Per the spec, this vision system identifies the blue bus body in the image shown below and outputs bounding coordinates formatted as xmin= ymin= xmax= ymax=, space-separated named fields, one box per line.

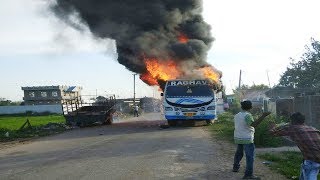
xmin=163 ymin=80 xmax=217 ymax=124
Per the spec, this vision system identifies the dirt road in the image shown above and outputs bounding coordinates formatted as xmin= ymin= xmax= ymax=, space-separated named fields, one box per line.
xmin=0 ymin=113 xmax=286 ymax=180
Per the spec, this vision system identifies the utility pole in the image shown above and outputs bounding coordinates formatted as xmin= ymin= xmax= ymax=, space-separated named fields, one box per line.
xmin=133 ymin=74 xmax=137 ymax=106
xmin=238 ymin=70 xmax=242 ymax=89
xmin=266 ymin=70 xmax=271 ymax=88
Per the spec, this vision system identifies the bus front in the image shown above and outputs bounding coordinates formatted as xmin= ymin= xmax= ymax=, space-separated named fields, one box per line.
xmin=163 ymin=80 xmax=216 ymax=126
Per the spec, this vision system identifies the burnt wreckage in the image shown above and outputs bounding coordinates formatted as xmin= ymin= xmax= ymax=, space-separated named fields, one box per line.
xmin=62 ymin=95 xmax=116 ymax=127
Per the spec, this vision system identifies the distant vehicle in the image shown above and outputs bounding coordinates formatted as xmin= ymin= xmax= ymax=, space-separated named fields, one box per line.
xmin=162 ymin=79 xmax=217 ymax=126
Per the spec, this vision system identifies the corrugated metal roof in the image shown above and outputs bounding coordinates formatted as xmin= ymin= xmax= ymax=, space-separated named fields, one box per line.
xmin=65 ymin=86 xmax=76 ymax=92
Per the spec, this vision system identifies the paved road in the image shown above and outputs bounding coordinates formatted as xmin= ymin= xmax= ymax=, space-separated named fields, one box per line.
xmin=0 ymin=113 xmax=285 ymax=180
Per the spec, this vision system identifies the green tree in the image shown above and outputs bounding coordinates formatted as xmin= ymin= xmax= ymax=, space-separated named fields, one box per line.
xmin=0 ymin=98 xmax=21 ymax=106
xmin=279 ymin=38 xmax=320 ymax=88
xmin=236 ymin=84 xmax=269 ymax=90
xmin=229 ymin=84 xmax=269 ymax=114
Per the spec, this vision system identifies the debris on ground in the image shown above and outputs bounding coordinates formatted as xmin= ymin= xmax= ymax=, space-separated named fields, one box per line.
xmin=42 ymin=123 xmax=72 ymax=131
xmin=262 ymin=161 xmax=272 ymax=165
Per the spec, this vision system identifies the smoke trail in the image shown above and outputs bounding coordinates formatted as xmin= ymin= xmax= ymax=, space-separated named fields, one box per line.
xmin=50 ymin=0 xmax=221 ymax=84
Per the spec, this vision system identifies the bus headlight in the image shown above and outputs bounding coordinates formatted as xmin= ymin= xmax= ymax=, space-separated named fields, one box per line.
xmin=207 ymin=106 xmax=215 ymax=110
xmin=165 ymin=107 xmax=173 ymax=111
xmin=200 ymin=107 xmax=206 ymax=111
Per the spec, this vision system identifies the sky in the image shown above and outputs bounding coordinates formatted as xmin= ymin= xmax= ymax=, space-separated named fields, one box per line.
xmin=1 ymin=0 xmax=320 ymax=101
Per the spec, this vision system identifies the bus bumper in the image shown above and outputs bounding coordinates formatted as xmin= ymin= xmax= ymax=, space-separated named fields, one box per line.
xmin=165 ymin=115 xmax=216 ymax=121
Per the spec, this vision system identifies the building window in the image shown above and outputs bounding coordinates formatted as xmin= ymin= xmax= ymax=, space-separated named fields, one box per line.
xmin=52 ymin=91 xmax=58 ymax=97
xmin=41 ymin=92 xmax=47 ymax=97
xmin=29 ymin=92 xmax=35 ymax=97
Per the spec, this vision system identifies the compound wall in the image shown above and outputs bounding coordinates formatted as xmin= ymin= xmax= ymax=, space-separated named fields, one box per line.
xmin=0 ymin=105 xmax=63 ymax=115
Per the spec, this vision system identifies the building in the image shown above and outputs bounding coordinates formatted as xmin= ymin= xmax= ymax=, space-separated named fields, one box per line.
xmin=21 ymin=86 xmax=82 ymax=105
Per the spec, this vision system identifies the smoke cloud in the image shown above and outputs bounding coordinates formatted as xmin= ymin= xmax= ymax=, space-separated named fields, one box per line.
xmin=50 ymin=0 xmax=221 ymax=84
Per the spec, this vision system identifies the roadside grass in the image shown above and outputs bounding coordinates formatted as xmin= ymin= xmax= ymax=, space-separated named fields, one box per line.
xmin=258 ymin=152 xmax=320 ymax=180
xmin=0 ymin=115 xmax=66 ymax=141
xmin=208 ymin=112 xmax=234 ymax=142
xmin=0 ymin=115 xmax=65 ymax=130
xmin=259 ymin=152 xmax=302 ymax=179
xmin=208 ymin=112 xmax=283 ymax=147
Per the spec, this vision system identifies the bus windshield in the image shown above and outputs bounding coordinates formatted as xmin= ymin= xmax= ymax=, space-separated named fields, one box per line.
xmin=166 ymin=85 xmax=214 ymax=97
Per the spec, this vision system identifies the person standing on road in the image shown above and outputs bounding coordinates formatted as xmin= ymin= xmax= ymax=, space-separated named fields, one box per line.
xmin=134 ymin=105 xmax=139 ymax=117
xmin=233 ymin=100 xmax=271 ymax=179
xmin=270 ymin=112 xmax=320 ymax=180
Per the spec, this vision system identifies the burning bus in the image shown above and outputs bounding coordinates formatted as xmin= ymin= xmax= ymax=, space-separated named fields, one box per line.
xmin=139 ymin=58 xmax=222 ymax=126
xmin=162 ymin=79 xmax=219 ymax=126
xmin=51 ymin=1 xmax=223 ymax=125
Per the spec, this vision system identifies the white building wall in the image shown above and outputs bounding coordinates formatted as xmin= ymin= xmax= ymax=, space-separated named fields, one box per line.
xmin=0 ymin=105 xmax=62 ymax=115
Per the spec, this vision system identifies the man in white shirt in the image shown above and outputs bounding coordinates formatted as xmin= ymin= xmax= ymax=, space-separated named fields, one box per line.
xmin=233 ymin=100 xmax=270 ymax=179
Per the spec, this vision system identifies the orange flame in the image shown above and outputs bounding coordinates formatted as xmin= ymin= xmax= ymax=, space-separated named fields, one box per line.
xmin=199 ymin=66 xmax=220 ymax=83
xmin=140 ymin=58 xmax=181 ymax=85
xmin=140 ymin=57 xmax=222 ymax=91
xmin=140 ymin=73 xmax=159 ymax=86
xmin=178 ymin=33 xmax=189 ymax=43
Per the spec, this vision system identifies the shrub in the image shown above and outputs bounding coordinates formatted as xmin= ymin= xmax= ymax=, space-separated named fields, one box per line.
xmin=211 ymin=112 xmax=286 ymax=147
xmin=229 ymin=102 xmax=241 ymax=114
xmin=217 ymin=111 xmax=234 ymax=122
xmin=254 ymin=114 xmax=284 ymax=147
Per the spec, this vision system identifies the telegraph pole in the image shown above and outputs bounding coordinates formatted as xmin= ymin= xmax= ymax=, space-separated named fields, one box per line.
xmin=238 ymin=70 xmax=242 ymax=89
xmin=266 ymin=70 xmax=271 ymax=88
xmin=133 ymin=74 xmax=137 ymax=106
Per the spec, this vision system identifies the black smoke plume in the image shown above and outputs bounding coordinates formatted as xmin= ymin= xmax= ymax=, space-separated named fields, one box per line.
xmin=50 ymin=0 xmax=220 ymax=83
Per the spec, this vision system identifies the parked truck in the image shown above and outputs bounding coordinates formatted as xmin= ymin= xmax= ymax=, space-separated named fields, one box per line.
xmin=62 ymin=95 xmax=116 ymax=127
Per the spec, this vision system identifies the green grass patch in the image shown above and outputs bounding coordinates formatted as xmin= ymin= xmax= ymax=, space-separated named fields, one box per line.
xmin=208 ymin=112 xmax=284 ymax=147
xmin=0 ymin=115 xmax=66 ymax=141
xmin=208 ymin=112 xmax=235 ymax=142
xmin=258 ymin=151 xmax=320 ymax=180
xmin=0 ymin=115 xmax=65 ymax=130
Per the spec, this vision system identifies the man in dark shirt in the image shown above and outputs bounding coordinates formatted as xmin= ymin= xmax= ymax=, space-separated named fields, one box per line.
xmin=270 ymin=112 xmax=320 ymax=180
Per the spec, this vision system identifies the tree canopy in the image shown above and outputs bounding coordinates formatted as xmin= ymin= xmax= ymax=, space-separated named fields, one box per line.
xmin=279 ymin=38 xmax=320 ymax=88
xmin=0 ymin=98 xmax=21 ymax=106
xmin=235 ymin=84 xmax=269 ymax=91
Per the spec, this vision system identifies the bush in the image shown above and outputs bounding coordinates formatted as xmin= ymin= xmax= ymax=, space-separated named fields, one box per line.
xmin=217 ymin=111 xmax=234 ymax=122
xmin=229 ymin=102 xmax=241 ymax=114
xmin=210 ymin=112 xmax=286 ymax=147
xmin=254 ymin=114 xmax=284 ymax=147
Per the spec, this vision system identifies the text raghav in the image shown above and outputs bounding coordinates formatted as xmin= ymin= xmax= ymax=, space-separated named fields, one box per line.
xmin=169 ymin=80 xmax=207 ymax=86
